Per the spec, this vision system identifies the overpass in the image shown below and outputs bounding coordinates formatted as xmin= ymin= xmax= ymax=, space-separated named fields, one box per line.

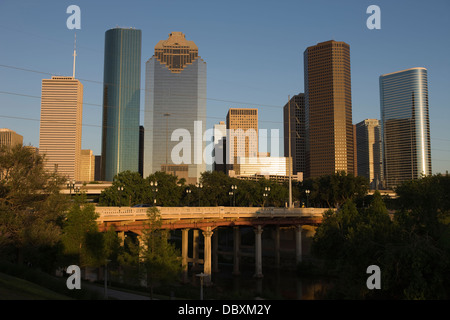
xmin=96 ymin=206 xmax=327 ymax=285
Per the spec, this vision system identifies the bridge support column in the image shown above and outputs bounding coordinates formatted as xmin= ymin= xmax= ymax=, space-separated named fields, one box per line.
xmin=233 ymin=227 xmax=240 ymax=276
xmin=181 ymin=228 xmax=189 ymax=283
xmin=212 ymin=229 xmax=219 ymax=273
xmin=254 ymin=225 xmax=263 ymax=278
xmin=274 ymin=225 xmax=280 ymax=268
xmin=202 ymin=227 xmax=213 ymax=286
xmin=193 ymin=229 xmax=200 ymax=269
xmin=295 ymin=225 xmax=302 ymax=264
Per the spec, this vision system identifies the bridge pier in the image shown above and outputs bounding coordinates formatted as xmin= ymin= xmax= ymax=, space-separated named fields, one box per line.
xmin=181 ymin=228 xmax=189 ymax=283
xmin=254 ymin=225 xmax=263 ymax=278
xmin=233 ymin=227 xmax=241 ymax=276
xmin=202 ymin=227 xmax=213 ymax=286
xmin=295 ymin=225 xmax=303 ymax=264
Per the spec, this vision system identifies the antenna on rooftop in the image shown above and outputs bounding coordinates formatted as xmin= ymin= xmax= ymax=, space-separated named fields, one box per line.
xmin=72 ymin=32 xmax=77 ymax=78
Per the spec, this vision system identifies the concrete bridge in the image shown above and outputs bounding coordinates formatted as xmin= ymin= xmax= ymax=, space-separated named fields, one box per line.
xmin=96 ymin=206 xmax=327 ymax=285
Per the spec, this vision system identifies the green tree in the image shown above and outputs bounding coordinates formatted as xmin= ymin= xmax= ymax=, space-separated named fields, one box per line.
xmin=0 ymin=144 xmax=69 ymax=265
xmin=140 ymin=207 xmax=181 ymax=299
xmin=61 ymin=193 xmax=104 ymax=267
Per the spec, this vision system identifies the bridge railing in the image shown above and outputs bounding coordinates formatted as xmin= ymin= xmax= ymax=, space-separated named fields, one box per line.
xmin=95 ymin=206 xmax=328 ymax=222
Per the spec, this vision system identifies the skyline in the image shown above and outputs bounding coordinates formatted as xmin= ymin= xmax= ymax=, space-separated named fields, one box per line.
xmin=0 ymin=0 xmax=449 ymax=174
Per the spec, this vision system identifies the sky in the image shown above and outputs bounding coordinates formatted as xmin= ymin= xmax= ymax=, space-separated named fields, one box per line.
xmin=0 ymin=0 xmax=449 ymax=174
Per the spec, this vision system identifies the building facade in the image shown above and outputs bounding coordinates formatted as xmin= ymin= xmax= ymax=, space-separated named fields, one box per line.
xmin=356 ymin=119 xmax=383 ymax=189
xmin=213 ymin=121 xmax=227 ymax=173
xmin=0 ymin=128 xmax=23 ymax=148
xmin=101 ymin=27 xmax=142 ymax=181
xmin=80 ymin=149 xmax=95 ymax=182
xmin=144 ymin=32 xmax=206 ymax=182
xmin=283 ymin=94 xmax=306 ymax=175
xmin=304 ymin=40 xmax=355 ymax=178
xmin=39 ymin=76 xmax=83 ymax=181
xmin=380 ymin=67 xmax=431 ymax=188
xmin=226 ymin=108 xmax=258 ymax=171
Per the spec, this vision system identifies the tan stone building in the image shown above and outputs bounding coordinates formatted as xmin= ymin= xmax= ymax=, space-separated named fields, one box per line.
xmin=0 ymin=128 xmax=23 ymax=148
xmin=226 ymin=108 xmax=258 ymax=171
xmin=80 ymin=149 xmax=95 ymax=182
xmin=39 ymin=76 xmax=83 ymax=181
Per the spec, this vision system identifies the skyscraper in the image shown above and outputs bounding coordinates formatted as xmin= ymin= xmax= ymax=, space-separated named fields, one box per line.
xmin=213 ymin=121 xmax=227 ymax=173
xmin=144 ymin=32 xmax=206 ymax=182
xmin=226 ymin=108 xmax=258 ymax=171
xmin=0 ymin=128 xmax=23 ymax=148
xmin=39 ymin=76 xmax=83 ymax=180
xmin=101 ymin=27 xmax=141 ymax=181
xmin=283 ymin=94 xmax=306 ymax=175
xmin=356 ymin=119 xmax=383 ymax=189
xmin=304 ymin=40 xmax=355 ymax=178
xmin=380 ymin=67 xmax=431 ymax=188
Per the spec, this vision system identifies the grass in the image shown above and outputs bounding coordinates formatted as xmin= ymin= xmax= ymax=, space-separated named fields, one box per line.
xmin=0 ymin=272 xmax=73 ymax=300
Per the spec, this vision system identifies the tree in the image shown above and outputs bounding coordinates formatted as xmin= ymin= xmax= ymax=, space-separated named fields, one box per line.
xmin=61 ymin=193 xmax=104 ymax=267
xmin=0 ymin=144 xmax=69 ymax=265
xmin=140 ymin=207 xmax=181 ymax=299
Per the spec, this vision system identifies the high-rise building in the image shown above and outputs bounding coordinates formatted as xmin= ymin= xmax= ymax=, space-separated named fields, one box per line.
xmin=213 ymin=121 xmax=227 ymax=173
xmin=283 ymin=94 xmax=306 ymax=175
xmin=144 ymin=32 xmax=206 ymax=182
xmin=304 ymin=40 xmax=355 ymax=178
xmin=80 ymin=149 xmax=95 ymax=182
xmin=356 ymin=119 xmax=383 ymax=189
xmin=39 ymin=76 xmax=83 ymax=180
xmin=226 ymin=108 xmax=258 ymax=171
xmin=380 ymin=67 xmax=431 ymax=188
xmin=101 ymin=27 xmax=141 ymax=181
xmin=0 ymin=128 xmax=23 ymax=148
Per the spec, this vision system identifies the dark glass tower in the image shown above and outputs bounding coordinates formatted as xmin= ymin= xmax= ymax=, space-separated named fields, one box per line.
xmin=101 ymin=28 xmax=141 ymax=181
xmin=380 ymin=67 xmax=431 ymax=188
xmin=304 ymin=40 xmax=355 ymax=178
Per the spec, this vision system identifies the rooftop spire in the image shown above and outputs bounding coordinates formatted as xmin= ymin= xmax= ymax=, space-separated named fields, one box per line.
xmin=72 ymin=32 xmax=77 ymax=78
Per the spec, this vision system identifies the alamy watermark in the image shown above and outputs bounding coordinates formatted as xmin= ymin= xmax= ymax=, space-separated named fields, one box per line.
xmin=366 ymin=5 xmax=381 ymax=30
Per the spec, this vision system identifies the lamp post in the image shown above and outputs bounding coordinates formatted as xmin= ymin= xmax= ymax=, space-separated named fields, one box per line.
xmin=229 ymin=191 xmax=234 ymax=207
xmin=196 ymin=183 xmax=203 ymax=206
xmin=305 ymin=189 xmax=310 ymax=208
xmin=231 ymin=185 xmax=237 ymax=207
xmin=150 ymin=181 xmax=158 ymax=206
xmin=104 ymin=259 xmax=111 ymax=299
xmin=196 ymin=272 xmax=206 ymax=300
xmin=66 ymin=179 xmax=76 ymax=195
xmin=117 ymin=186 xmax=123 ymax=207
xmin=186 ymin=188 xmax=191 ymax=206
xmin=263 ymin=186 xmax=270 ymax=208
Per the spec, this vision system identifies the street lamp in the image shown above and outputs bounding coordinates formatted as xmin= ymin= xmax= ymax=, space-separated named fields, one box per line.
xmin=66 ymin=179 xmax=76 ymax=195
xmin=263 ymin=186 xmax=270 ymax=207
xmin=117 ymin=186 xmax=123 ymax=207
xmin=196 ymin=183 xmax=203 ymax=206
xmin=196 ymin=272 xmax=206 ymax=300
xmin=231 ymin=185 xmax=237 ymax=207
xmin=186 ymin=188 xmax=191 ymax=206
xmin=150 ymin=181 xmax=158 ymax=206
xmin=305 ymin=189 xmax=310 ymax=208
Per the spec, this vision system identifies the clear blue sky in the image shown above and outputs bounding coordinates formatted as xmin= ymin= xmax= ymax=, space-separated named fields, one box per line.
xmin=1 ymin=0 xmax=449 ymax=173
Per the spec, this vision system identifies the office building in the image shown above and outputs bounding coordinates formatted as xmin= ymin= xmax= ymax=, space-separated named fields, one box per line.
xmin=144 ymin=32 xmax=206 ymax=182
xmin=380 ymin=67 xmax=431 ymax=188
xmin=0 ymin=128 xmax=23 ymax=148
xmin=213 ymin=121 xmax=227 ymax=173
xmin=283 ymin=94 xmax=306 ymax=175
xmin=304 ymin=40 xmax=355 ymax=178
xmin=226 ymin=108 xmax=258 ymax=171
xmin=39 ymin=76 xmax=83 ymax=180
xmin=356 ymin=119 xmax=382 ymax=189
xmin=101 ymin=27 xmax=142 ymax=181
xmin=80 ymin=149 xmax=95 ymax=182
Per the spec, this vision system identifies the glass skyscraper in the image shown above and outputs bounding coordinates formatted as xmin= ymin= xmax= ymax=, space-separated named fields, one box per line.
xmin=101 ymin=27 xmax=141 ymax=181
xmin=144 ymin=32 xmax=206 ymax=183
xmin=379 ymin=67 xmax=431 ymax=188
